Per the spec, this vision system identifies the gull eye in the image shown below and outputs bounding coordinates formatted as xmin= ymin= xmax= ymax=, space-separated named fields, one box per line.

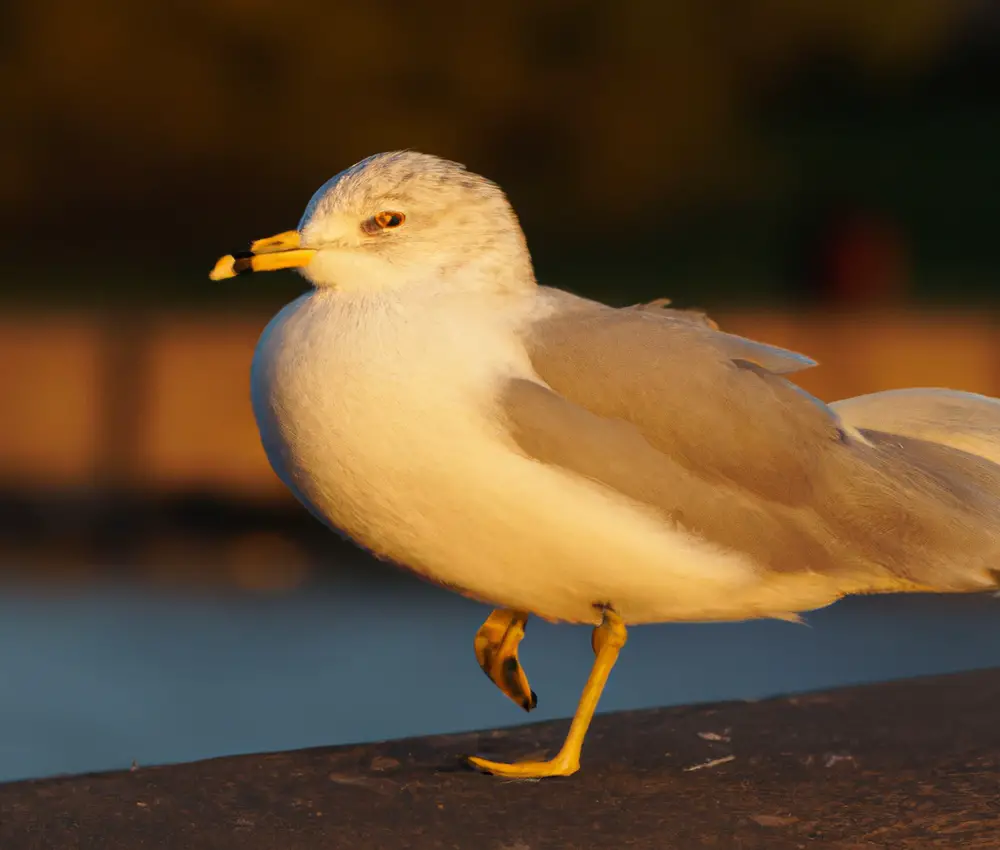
xmin=366 ymin=211 xmax=406 ymax=232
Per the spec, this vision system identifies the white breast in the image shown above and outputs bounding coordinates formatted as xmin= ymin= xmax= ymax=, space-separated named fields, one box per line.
xmin=250 ymin=289 xmax=795 ymax=625
xmin=250 ymin=288 xmax=540 ymax=568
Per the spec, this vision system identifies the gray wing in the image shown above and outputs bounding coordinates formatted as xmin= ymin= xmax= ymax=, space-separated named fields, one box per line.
xmin=506 ymin=290 xmax=1000 ymax=592
xmin=524 ymin=289 xmax=836 ymax=506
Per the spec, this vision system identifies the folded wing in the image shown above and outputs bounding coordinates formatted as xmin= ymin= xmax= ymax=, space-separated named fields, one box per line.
xmin=508 ymin=290 xmax=1000 ymax=593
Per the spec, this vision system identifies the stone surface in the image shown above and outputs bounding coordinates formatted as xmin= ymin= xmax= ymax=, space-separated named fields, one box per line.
xmin=2 ymin=669 xmax=998 ymax=849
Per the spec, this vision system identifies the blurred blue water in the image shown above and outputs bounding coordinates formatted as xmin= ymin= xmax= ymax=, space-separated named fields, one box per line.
xmin=0 ymin=574 xmax=997 ymax=783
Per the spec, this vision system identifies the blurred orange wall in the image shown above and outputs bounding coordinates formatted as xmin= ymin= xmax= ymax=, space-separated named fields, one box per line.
xmin=1 ymin=310 xmax=998 ymax=500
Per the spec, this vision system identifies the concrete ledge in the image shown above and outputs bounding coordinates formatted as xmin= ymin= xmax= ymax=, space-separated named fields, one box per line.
xmin=2 ymin=669 xmax=998 ymax=849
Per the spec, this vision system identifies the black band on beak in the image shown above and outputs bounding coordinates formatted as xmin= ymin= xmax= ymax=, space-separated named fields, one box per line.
xmin=232 ymin=252 xmax=255 ymax=274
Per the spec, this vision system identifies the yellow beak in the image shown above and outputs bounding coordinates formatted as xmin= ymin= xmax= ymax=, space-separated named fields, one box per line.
xmin=209 ymin=231 xmax=317 ymax=281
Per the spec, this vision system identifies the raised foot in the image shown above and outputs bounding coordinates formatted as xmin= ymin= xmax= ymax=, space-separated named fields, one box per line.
xmin=467 ymin=754 xmax=579 ymax=779
xmin=474 ymin=609 xmax=537 ymax=711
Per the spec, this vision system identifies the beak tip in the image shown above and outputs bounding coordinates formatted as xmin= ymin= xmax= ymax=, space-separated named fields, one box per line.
xmin=209 ymin=255 xmax=237 ymax=281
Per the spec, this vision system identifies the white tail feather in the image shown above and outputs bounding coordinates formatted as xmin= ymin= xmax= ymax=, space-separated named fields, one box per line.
xmin=832 ymin=388 xmax=1000 ymax=465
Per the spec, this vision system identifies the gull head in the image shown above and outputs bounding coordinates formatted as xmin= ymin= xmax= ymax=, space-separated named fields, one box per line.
xmin=210 ymin=151 xmax=536 ymax=294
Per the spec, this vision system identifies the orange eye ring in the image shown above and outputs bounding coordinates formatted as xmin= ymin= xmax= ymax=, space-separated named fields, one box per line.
xmin=373 ymin=211 xmax=405 ymax=229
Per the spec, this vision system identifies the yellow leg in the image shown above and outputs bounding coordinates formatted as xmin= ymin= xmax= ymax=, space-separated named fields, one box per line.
xmin=474 ymin=608 xmax=537 ymax=711
xmin=468 ymin=608 xmax=628 ymax=778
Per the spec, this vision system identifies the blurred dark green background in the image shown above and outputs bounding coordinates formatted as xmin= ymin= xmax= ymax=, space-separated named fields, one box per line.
xmin=4 ymin=0 xmax=999 ymax=310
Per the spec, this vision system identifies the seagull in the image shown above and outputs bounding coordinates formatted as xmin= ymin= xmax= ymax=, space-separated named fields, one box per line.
xmin=210 ymin=151 xmax=1000 ymax=778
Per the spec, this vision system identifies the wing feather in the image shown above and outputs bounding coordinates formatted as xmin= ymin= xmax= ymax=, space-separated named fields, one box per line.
xmin=525 ymin=288 xmax=841 ymax=506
